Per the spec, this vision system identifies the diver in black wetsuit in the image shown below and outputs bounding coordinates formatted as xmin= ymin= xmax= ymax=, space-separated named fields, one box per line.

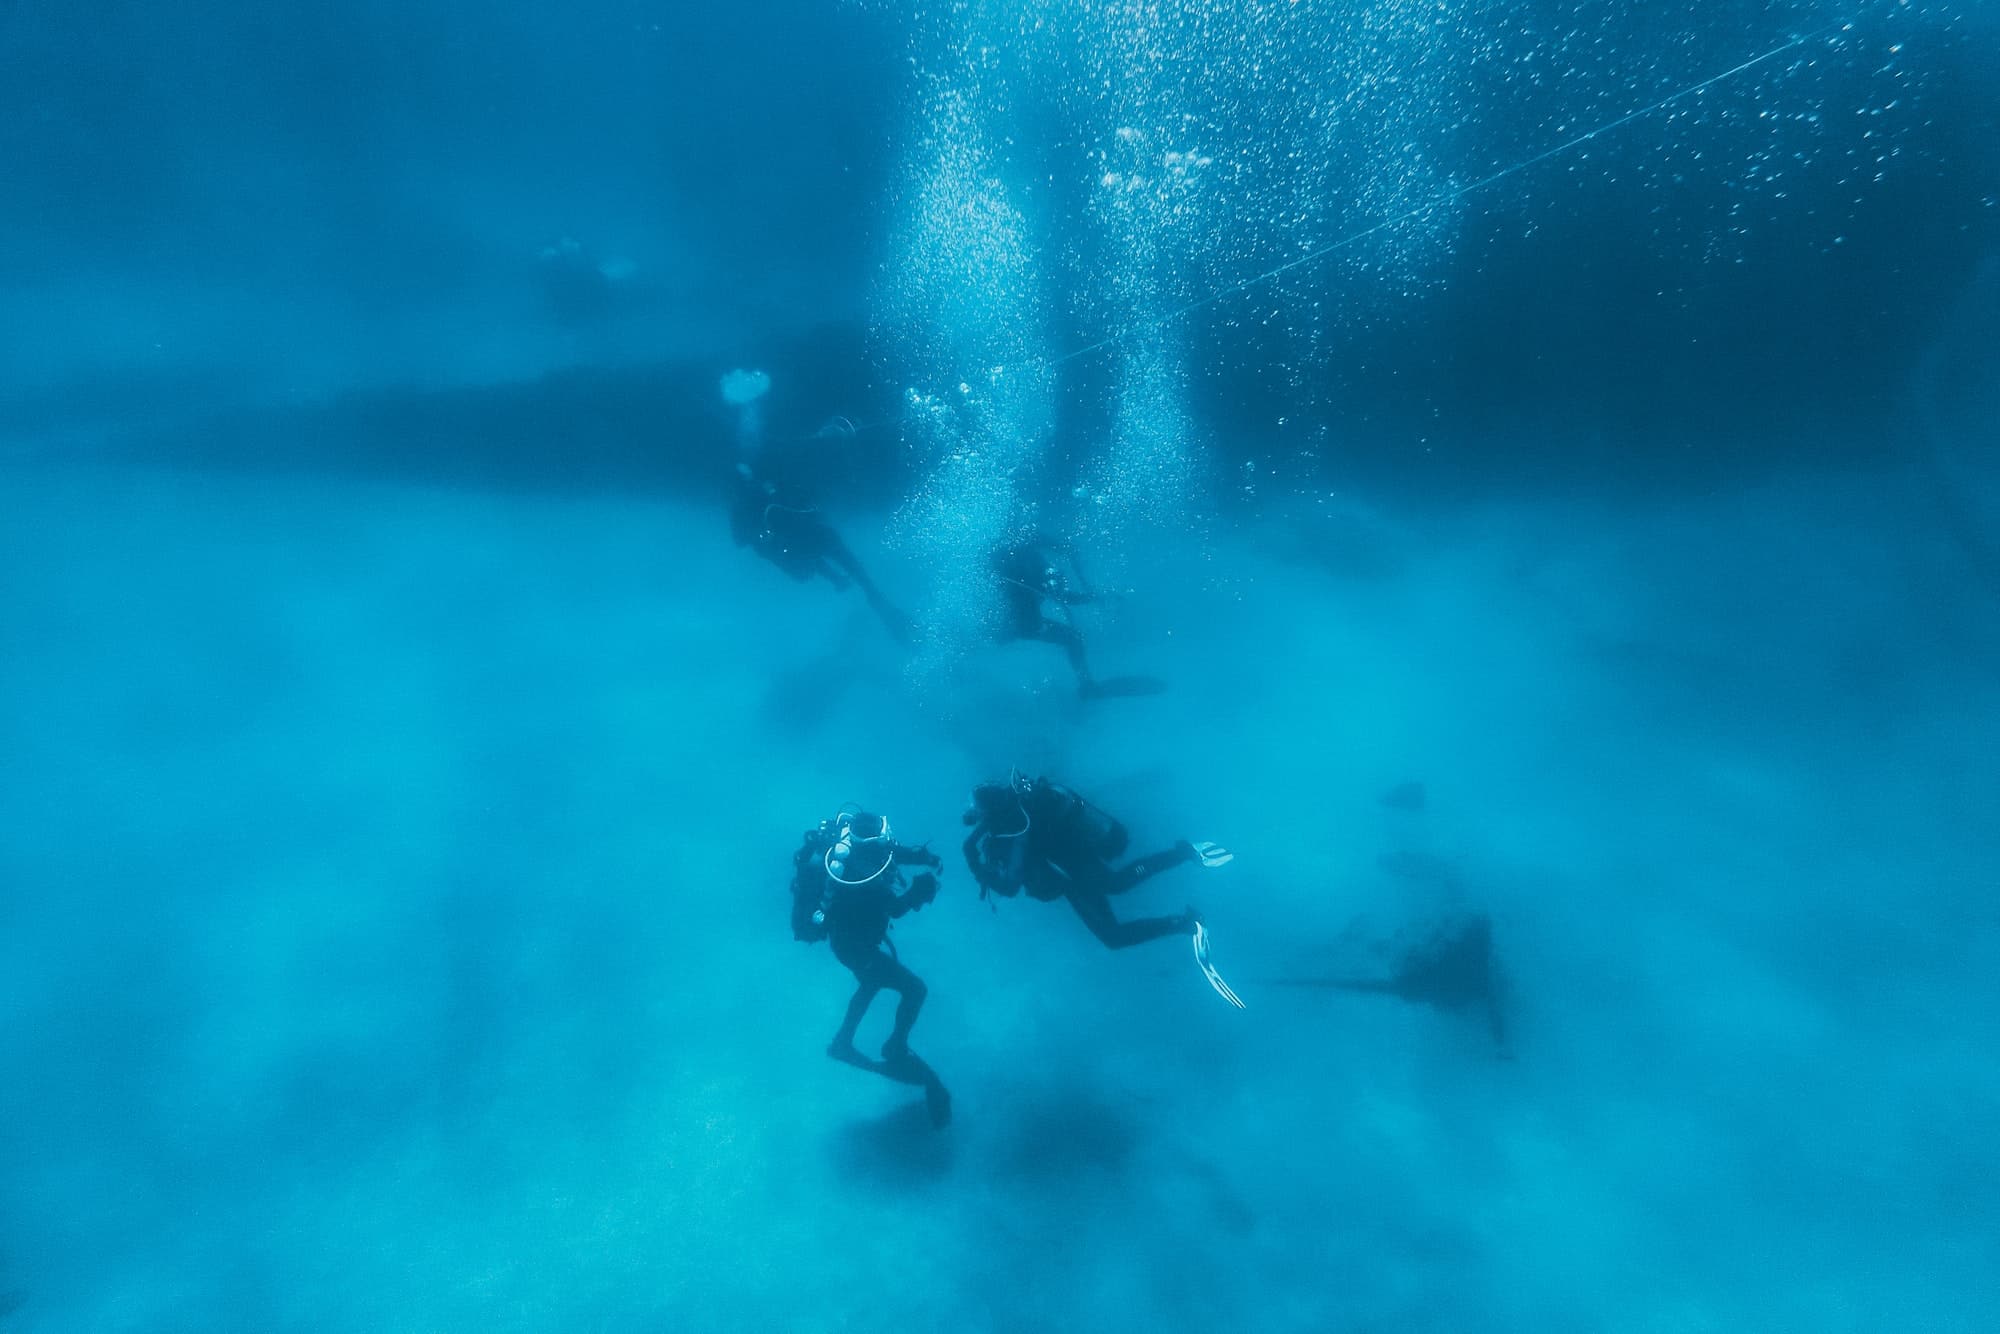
xmin=791 ymin=808 xmax=951 ymax=1126
xmin=990 ymin=541 xmax=1161 ymax=699
xmin=722 ymin=371 xmax=913 ymax=641
xmin=961 ymin=774 xmax=1231 ymax=950
xmin=992 ymin=541 xmax=1093 ymax=683
xmin=729 ymin=465 xmax=912 ymax=636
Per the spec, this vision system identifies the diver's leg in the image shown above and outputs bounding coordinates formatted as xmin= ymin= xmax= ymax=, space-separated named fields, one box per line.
xmin=995 ymin=593 xmax=1037 ymax=646
xmin=1067 ymin=889 xmax=1193 ymax=950
xmin=827 ymin=955 xmax=948 ymax=1123
xmin=1103 ymin=845 xmax=1196 ymax=895
xmin=824 ymin=535 xmax=914 ymax=640
xmin=820 ymin=532 xmax=873 ymax=594
xmin=876 ymin=957 xmax=929 ymax=1060
xmin=1026 ymin=617 xmax=1093 ymax=688
xmin=869 ymin=955 xmax=949 ymax=1124
xmin=828 ymin=977 xmax=881 ymax=1065
xmin=829 ymin=951 xmax=930 ymax=1083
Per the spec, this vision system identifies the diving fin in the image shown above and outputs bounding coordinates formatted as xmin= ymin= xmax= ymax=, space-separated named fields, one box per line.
xmin=1192 ymin=919 xmax=1246 ymax=1009
xmin=1188 ymin=840 xmax=1234 ymax=869
xmin=922 ymin=1073 xmax=953 ymax=1129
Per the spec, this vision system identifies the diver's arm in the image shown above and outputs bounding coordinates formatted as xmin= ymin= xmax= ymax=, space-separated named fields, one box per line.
xmin=790 ymin=872 xmax=826 ymax=941
xmin=890 ymin=872 xmax=940 ymax=916
xmin=962 ymin=828 xmax=1012 ymax=892
xmin=891 ymin=840 xmax=942 ymax=871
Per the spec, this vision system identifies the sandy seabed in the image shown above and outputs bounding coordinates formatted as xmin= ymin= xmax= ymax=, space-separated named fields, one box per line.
xmin=1 ymin=453 xmax=1993 ymax=1332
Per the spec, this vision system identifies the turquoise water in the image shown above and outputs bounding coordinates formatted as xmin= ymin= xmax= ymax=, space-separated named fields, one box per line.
xmin=2 ymin=2 xmax=1997 ymax=1330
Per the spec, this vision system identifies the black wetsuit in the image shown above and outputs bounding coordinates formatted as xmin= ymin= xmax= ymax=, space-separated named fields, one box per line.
xmin=991 ymin=543 xmax=1095 ymax=685
xmin=793 ymin=833 xmax=951 ymax=1123
xmin=964 ymin=779 xmax=1195 ymax=950
xmin=824 ymin=863 xmax=935 ymax=1058
xmin=731 ymin=470 xmax=912 ymax=639
xmin=731 ymin=473 xmax=844 ymax=580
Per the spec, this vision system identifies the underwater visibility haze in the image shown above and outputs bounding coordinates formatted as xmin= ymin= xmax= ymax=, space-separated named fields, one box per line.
xmin=2 ymin=0 xmax=1998 ymax=1329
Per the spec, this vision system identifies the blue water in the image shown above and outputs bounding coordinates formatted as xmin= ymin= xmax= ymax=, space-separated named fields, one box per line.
xmin=3 ymin=3 xmax=1997 ymax=1330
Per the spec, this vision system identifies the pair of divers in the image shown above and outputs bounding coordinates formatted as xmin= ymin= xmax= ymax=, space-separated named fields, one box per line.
xmin=791 ymin=778 xmax=1242 ymax=1125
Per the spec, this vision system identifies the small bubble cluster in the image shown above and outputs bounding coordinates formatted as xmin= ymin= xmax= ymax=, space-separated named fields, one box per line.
xmin=873 ymin=44 xmax=1059 ymax=685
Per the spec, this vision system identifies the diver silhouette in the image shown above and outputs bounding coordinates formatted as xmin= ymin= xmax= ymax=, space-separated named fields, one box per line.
xmin=722 ymin=370 xmax=914 ymax=642
xmin=791 ymin=807 xmax=952 ymax=1126
xmin=989 ymin=539 xmax=1162 ymax=699
xmin=962 ymin=774 xmax=1232 ymax=946
xmin=962 ymin=774 xmax=1244 ymax=1006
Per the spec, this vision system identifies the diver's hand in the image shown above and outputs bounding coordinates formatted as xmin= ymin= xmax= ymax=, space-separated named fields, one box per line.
xmin=908 ymin=872 xmax=940 ymax=908
xmin=904 ymin=842 xmax=943 ymax=870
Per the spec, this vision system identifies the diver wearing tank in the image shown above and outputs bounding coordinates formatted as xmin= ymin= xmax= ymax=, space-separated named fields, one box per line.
xmin=991 ymin=541 xmax=1099 ymax=693
xmin=961 ymin=774 xmax=1231 ymax=949
xmin=791 ymin=808 xmax=951 ymax=1126
xmin=721 ymin=370 xmax=913 ymax=640
xmin=989 ymin=540 xmax=1165 ymax=699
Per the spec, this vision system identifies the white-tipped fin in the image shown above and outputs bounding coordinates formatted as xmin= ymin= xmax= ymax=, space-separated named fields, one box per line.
xmin=1190 ymin=840 xmax=1234 ymax=869
xmin=1192 ymin=920 xmax=1246 ymax=1009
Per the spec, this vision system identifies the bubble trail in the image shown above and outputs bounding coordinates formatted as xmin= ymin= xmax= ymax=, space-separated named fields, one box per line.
xmin=838 ymin=13 xmax=1863 ymax=441
xmin=1039 ymin=15 xmax=1860 ymax=372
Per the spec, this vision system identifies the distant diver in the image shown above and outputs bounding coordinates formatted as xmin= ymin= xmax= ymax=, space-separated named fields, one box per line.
xmin=791 ymin=807 xmax=953 ymax=1126
xmin=990 ymin=539 xmax=1163 ymax=699
xmin=962 ymin=772 xmax=1242 ymax=1006
xmin=721 ymin=369 xmax=914 ymax=642
xmin=1268 ymin=913 xmax=1508 ymax=1051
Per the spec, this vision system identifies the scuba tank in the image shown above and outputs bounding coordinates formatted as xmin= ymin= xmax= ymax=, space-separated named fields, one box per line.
xmin=1034 ymin=780 xmax=1129 ymax=861
xmin=789 ymin=825 xmax=835 ymax=942
xmin=1073 ymin=791 xmax=1129 ymax=860
xmin=790 ymin=810 xmax=899 ymax=941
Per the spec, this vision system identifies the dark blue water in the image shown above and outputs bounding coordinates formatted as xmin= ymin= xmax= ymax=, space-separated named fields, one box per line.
xmin=3 ymin=2 xmax=1996 ymax=1329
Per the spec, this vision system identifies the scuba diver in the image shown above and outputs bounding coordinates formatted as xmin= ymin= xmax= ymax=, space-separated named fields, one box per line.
xmin=962 ymin=773 xmax=1243 ymax=1006
xmin=1266 ymin=912 xmax=1509 ymax=1054
xmin=722 ymin=369 xmax=914 ymax=642
xmin=790 ymin=806 xmax=952 ymax=1126
xmin=990 ymin=539 xmax=1163 ymax=700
